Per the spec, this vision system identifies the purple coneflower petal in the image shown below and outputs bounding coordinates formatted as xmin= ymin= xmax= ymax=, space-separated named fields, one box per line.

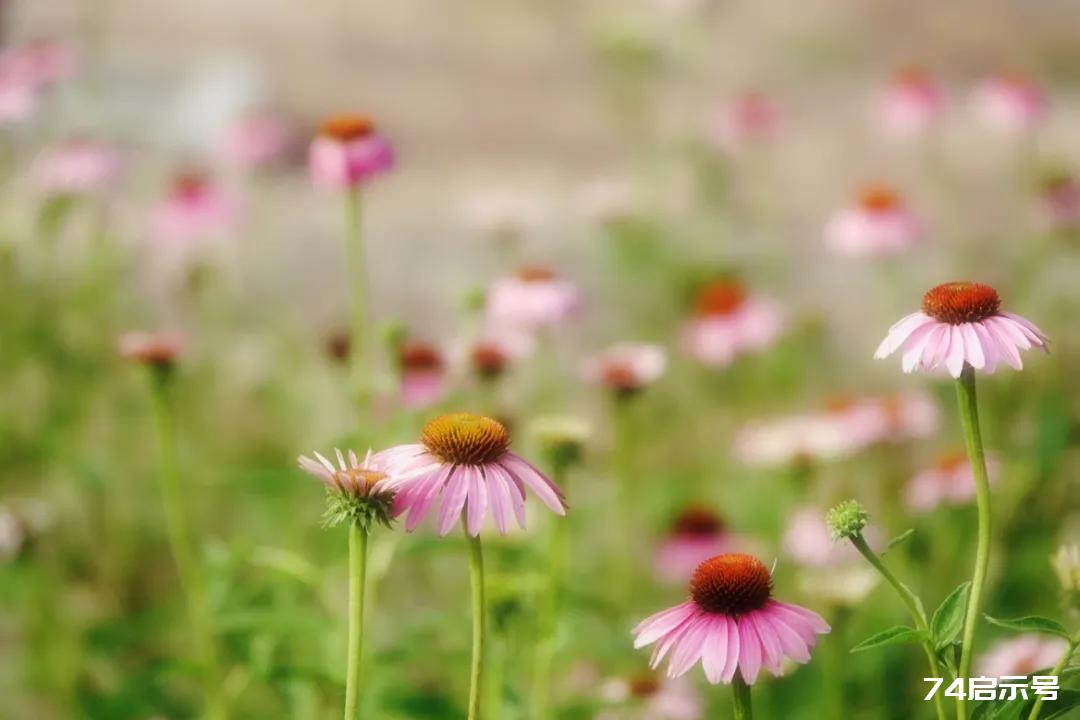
xmin=650 ymin=610 xmax=701 ymax=669
xmin=314 ymin=451 xmax=337 ymax=475
xmin=959 ymin=323 xmax=985 ymax=370
xmin=985 ymin=319 xmax=1023 ymax=369
xmin=668 ymin=615 xmax=711 ymax=678
xmin=484 ymin=467 xmax=512 ymax=535
xmin=751 ymin=612 xmax=784 ymax=675
xmin=900 ymin=322 xmax=940 ymax=372
xmin=1000 ymin=312 xmax=1049 ymax=344
xmin=500 ymin=454 xmax=567 ymax=515
xmin=701 ymin=616 xmax=729 ymax=684
xmin=297 ymin=455 xmax=334 ymax=485
xmin=874 ymin=312 xmax=934 ymax=358
xmin=465 ymin=467 xmax=487 ymax=536
xmin=972 ymin=322 xmax=1000 ymax=373
xmin=759 ymin=611 xmax=810 ymax=663
xmin=633 ymin=601 xmax=698 ymax=647
xmin=403 ymin=466 xmax=452 ymax=532
xmin=945 ymin=325 xmax=967 ymax=377
xmin=721 ymin=615 xmax=741 ymax=683
xmin=737 ymin=617 xmax=762 ymax=683
xmin=436 ymin=468 xmax=470 ymax=535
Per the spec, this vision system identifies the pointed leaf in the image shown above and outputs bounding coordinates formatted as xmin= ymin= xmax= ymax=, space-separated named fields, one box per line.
xmin=930 ymin=582 xmax=970 ymax=651
xmin=882 ymin=528 xmax=915 ymax=555
xmin=984 ymin=615 xmax=1071 ymax=641
xmin=850 ymin=626 xmax=926 ymax=653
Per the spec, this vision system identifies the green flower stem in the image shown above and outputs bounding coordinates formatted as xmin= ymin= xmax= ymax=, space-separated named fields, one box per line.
xmin=343 ymin=522 xmax=369 ymax=720
xmin=342 ymin=187 xmax=371 ymax=419
xmin=147 ymin=368 xmax=227 ymax=720
xmin=611 ymin=399 xmax=635 ymax=598
xmin=955 ymin=365 xmax=992 ymax=720
xmin=530 ymin=462 xmax=569 ymax=720
xmin=465 ymin=528 xmax=486 ymax=720
xmin=850 ymin=533 xmax=948 ymax=720
xmin=1027 ymin=631 xmax=1080 ymax=720
xmin=732 ymin=674 xmax=753 ymax=720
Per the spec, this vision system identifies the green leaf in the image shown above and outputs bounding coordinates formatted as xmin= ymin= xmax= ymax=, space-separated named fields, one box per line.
xmin=930 ymin=582 xmax=970 ymax=651
xmin=850 ymin=625 xmax=926 ymax=653
xmin=882 ymin=528 xmax=915 ymax=555
xmin=984 ymin=615 xmax=1071 ymax=640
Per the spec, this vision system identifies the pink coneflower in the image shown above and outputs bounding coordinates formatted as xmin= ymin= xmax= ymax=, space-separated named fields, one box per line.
xmin=654 ymin=506 xmax=735 ymax=584
xmin=308 ymin=114 xmax=394 ymax=189
xmin=32 ymin=138 xmax=123 ymax=196
xmin=373 ymin=413 xmax=567 ymax=536
xmin=583 ymin=343 xmax=667 ymax=398
xmin=633 ymin=554 xmax=829 ymax=684
xmin=1036 ymin=171 xmax=1080 ymax=232
xmin=486 ymin=266 xmax=581 ymax=330
xmin=0 ymin=40 xmax=76 ymax=89
xmin=216 ymin=112 xmax=292 ymax=170
xmin=117 ymin=331 xmax=184 ymax=368
xmin=681 ymin=280 xmax=786 ymax=368
xmin=597 ymin=673 xmax=702 ymax=720
xmin=151 ymin=171 xmax=237 ymax=246
xmin=825 ymin=185 xmax=923 ymax=258
xmin=297 ymin=448 xmax=399 ymax=528
xmin=708 ymin=92 xmax=783 ymax=152
xmin=976 ymin=634 xmax=1067 ymax=678
xmin=875 ymin=66 xmax=946 ymax=140
xmin=905 ymin=451 xmax=999 ymax=512
xmin=877 ymin=390 xmax=940 ymax=442
xmin=397 ymin=340 xmax=447 ymax=410
xmin=0 ymin=71 xmax=39 ymax=124
xmin=874 ymin=281 xmax=1049 ymax=377
xmin=972 ymin=71 xmax=1047 ymax=136
xmin=733 ymin=399 xmax=887 ymax=468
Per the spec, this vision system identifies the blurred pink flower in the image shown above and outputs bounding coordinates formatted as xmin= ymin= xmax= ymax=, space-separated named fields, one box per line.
xmin=308 ymin=114 xmax=394 ymax=189
xmin=396 ymin=340 xmax=447 ymax=410
xmin=151 ymin=172 xmax=238 ymax=246
xmin=596 ymin=674 xmax=702 ymax=720
xmin=708 ymin=91 xmax=783 ymax=152
xmin=877 ymin=390 xmax=940 ymax=442
xmin=583 ymin=343 xmax=666 ymax=397
xmin=783 ymin=506 xmax=883 ymax=567
xmin=874 ymin=282 xmax=1049 ymax=378
xmin=976 ymin=634 xmax=1066 ymax=678
xmin=0 ymin=71 xmax=39 ymax=124
xmin=972 ymin=71 xmax=1047 ymax=136
xmin=373 ymin=413 xmax=567 ymax=536
xmin=633 ymin=554 xmax=829 ymax=684
xmin=875 ymin=66 xmax=946 ymax=140
xmin=654 ymin=505 xmax=735 ymax=584
xmin=32 ymin=138 xmax=124 ymax=196
xmin=0 ymin=40 xmax=76 ymax=88
xmin=217 ymin=112 xmax=292 ymax=170
xmin=117 ymin=331 xmax=184 ymax=367
xmin=905 ymin=451 xmax=999 ymax=512
xmin=825 ymin=185 xmax=923 ymax=258
xmin=486 ymin=266 xmax=581 ymax=330
xmin=681 ymin=280 xmax=786 ymax=368
xmin=1036 ymin=172 xmax=1080 ymax=231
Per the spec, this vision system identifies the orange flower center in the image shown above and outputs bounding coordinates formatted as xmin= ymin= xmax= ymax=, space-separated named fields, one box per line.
xmin=173 ymin=171 xmax=208 ymax=199
xmin=334 ymin=468 xmax=388 ymax=498
xmin=824 ymin=394 xmax=857 ymax=414
xmin=894 ymin=65 xmax=932 ymax=88
xmin=690 ymin=554 xmax=772 ymax=615
xmin=399 ymin=341 xmax=443 ymax=372
xmin=320 ymin=114 xmax=375 ymax=141
xmin=934 ymin=451 xmax=969 ymax=474
xmin=471 ymin=343 xmax=508 ymax=378
xmin=421 ymin=413 xmax=511 ymax=465
xmin=694 ymin=281 xmax=746 ymax=316
xmin=516 ymin=265 xmax=556 ymax=282
xmin=628 ymin=675 xmax=662 ymax=699
xmin=600 ymin=362 xmax=641 ymax=393
xmin=921 ymin=282 xmax=1001 ymax=324
xmin=672 ymin=506 xmax=725 ymax=537
xmin=858 ymin=185 xmax=902 ymax=213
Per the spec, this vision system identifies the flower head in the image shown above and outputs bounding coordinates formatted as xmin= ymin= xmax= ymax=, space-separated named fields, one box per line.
xmin=682 ymin=280 xmax=786 ymax=368
xmin=825 ymin=500 xmax=869 ymax=541
xmin=396 ymin=340 xmax=446 ymax=410
xmin=216 ymin=112 xmax=292 ymax=170
xmin=654 ymin=505 xmax=735 ymax=584
xmin=485 ymin=266 xmax=580 ymax=330
xmin=32 ymin=138 xmax=123 ymax=196
xmin=905 ymin=451 xmax=999 ymax=512
xmin=298 ymin=448 xmax=398 ymax=531
xmin=972 ymin=71 xmax=1047 ymax=136
xmin=825 ymin=185 xmax=923 ymax=257
xmin=373 ymin=412 xmax=567 ymax=536
xmin=875 ymin=282 xmax=1048 ymax=378
xmin=583 ymin=343 xmax=666 ymax=398
xmin=633 ymin=553 xmax=829 ymax=684
xmin=309 ymin=113 xmax=394 ymax=188
xmin=117 ymin=331 xmax=184 ymax=369
xmin=151 ymin=171 xmax=238 ymax=246
xmin=875 ymin=66 xmax=946 ymax=140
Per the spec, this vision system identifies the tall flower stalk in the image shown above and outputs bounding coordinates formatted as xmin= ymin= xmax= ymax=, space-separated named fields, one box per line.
xmin=1027 ymin=631 xmax=1079 ymax=720
xmin=344 ymin=522 xmax=369 ymax=719
xmin=732 ymin=675 xmax=753 ymax=719
xmin=465 ymin=529 xmax=486 ymax=720
xmin=342 ymin=186 xmax=370 ymax=416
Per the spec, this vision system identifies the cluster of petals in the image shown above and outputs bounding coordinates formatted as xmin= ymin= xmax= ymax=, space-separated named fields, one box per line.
xmin=151 ymin=173 xmax=238 ymax=246
xmin=297 ymin=448 xmax=399 ymax=498
xmin=216 ymin=112 xmax=292 ymax=170
xmin=874 ymin=67 xmax=946 ymax=140
xmin=485 ymin=269 xmax=581 ymax=331
xmin=582 ymin=343 xmax=666 ymax=394
xmin=308 ymin=115 xmax=394 ymax=189
xmin=32 ymin=139 xmax=124 ymax=196
xmin=681 ymin=289 xmax=786 ymax=368
xmin=825 ymin=187 xmax=923 ymax=257
xmin=905 ymin=452 xmax=999 ymax=512
xmin=971 ymin=71 xmax=1047 ymax=135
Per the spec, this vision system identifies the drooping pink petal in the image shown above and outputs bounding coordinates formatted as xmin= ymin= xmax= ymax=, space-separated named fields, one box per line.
xmin=959 ymin=323 xmax=985 ymax=370
xmin=298 ymin=456 xmax=333 ymax=485
xmin=749 ymin=612 xmax=785 ymax=675
xmin=972 ymin=321 xmax=1001 ymax=373
xmin=984 ymin=319 xmax=1023 ymax=369
xmin=771 ymin=601 xmax=831 ymax=635
xmin=492 ymin=465 xmax=527 ymax=528
xmin=874 ymin=312 xmax=935 ymax=359
xmin=1000 ymin=312 xmax=1049 ymax=345
xmin=484 ymin=467 xmax=512 ymax=535
xmin=901 ymin=321 xmax=942 ymax=373
xmin=945 ymin=325 xmax=967 ymax=378
xmin=988 ymin=315 xmax=1031 ymax=351
xmin=633 ymin=601 xmax=698 ymax=648
xmin=401 ymin=466 xmax=451 ymax=531
xmin=736 ymin=616 xmax=763 ymax=683
xmin=436 ymin=467 xmax=470 ymax=535
xmin=650 ymin=610 xmax=702 ymax=669
xmin=500 ymin=454 xmax=567 ymax=515
xmin=758 ymin=610 xmax=810 ymax=663
xmin=721 ymin=615 xmax=741 ymax=683
xmin=667 ymin=615 xmax=711 ymax=678
xmin=701 ymin=616 xmax=730 ymax=684
xmin=464 ymin=467 xmax=488 ymax=536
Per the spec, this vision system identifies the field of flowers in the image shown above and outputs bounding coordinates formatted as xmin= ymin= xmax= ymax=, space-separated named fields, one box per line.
xmin=1 ymin=3 xmax=1079 ymax=719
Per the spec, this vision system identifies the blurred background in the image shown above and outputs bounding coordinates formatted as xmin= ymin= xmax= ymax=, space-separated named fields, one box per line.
xmin=1 ymin=0 xmax=1079 ymax=718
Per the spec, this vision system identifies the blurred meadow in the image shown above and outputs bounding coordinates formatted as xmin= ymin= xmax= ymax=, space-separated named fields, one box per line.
xmin=2 ymin=0 xmax=1080 ymax=718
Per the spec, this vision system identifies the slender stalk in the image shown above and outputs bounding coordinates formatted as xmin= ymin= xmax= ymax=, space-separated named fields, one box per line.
xmin=147 ymin=367 xmax=227 ymax=720
xmin=850 ymin=534 xmax=948 ymax=720
xmin=465 ymin=528 xmax=486 ymax=720
xmin=954 ymin=365 xmax=992 ymax=720
xmin=342 ymin=187 xmax=370 ymax=419
xmin=343 ymin=522 xmax=369 ymax=719
xmin=611 ymin=399 xmax=635 ymax=598
xmin=1027 ymin=632 xmax=1079 ymax=720
xmin=530 ymin=463 xmax=569 ymax=720
xmin=732 ymin=674 xmax=753 ymax=720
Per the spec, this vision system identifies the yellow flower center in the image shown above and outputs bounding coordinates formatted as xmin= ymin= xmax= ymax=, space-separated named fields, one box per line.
xmin=421 ymin=413 xmax=511 ymax=465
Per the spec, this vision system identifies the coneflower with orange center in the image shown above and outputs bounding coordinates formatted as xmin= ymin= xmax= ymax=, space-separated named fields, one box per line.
xmin=485 ymin=265 xmax=581 ymax=330
xmin=682 ymin=280 xmax=786 ymax=368
xmin=308 ymin=113 xmax=394 ymax=189
xmin=876 ymin=65 xmax=945 ymax=139
xmin=825 ymin=184 xmax=923 ymax=257
xmin=397 ymin=340 xmax=447 ymax=410
xmin=972 ymin=70 xmax=1047 ymax=136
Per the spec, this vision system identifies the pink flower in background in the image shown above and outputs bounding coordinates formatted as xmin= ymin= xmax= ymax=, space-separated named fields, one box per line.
xmin=0 ymin=71 xmax=39 ymax=124
xmin=905 ymin=451 xmax=999 ymax=512
xmin=875 ymin=66 xmax=946 ymax=140
xmin=396 ymin=340 xmax=447 ymax=410
xmin=309 ymin=114 xmax=394 ymax=189
xmin=633 ymin=554 xmax=829 ymax=684
xmin=681 ymin=280 xmax=786 ymax=368
xmin=32 ymin=139 xmax=124 ymax=196
xmin=373 ymin=413 xmax=567 ymax=536
xmin=875 ymin=282 xmax=1049 ymax=377
xmin=0 ymin=40 xmax=76 ymax=89
xmin=877 ymin=390 xmax=940 ymax=442
xmin=972 ymin=71 xmax=1047 ymax=135
xmin=217 ymin=112 xmax=292 ymax=170
xmin=486 ymin=266 xmax=581 ymax=330
xmin=654 ymin=505 xmax=735 ymax=584
xmin=583 ymin=343 xmax=666 ymax=397
xmin=825 ymin=185 xmax=923 ymax=257
xmin=1036 ymin=171 xmax=1080 ymax=231
xmin=783 ymin=506 xmax=883 ymax=567
xmin=151 ymin=172 xmax=238 ymax=246
xmin=117 ymin=331 xmax=184 ymax=367
xmin=596 ymin=674 xmax=702 ymax=720
xmin=976 ymin=634 xmax=1067 ymax=678
xmin=708 ymin=91 xmax=783 ymax=152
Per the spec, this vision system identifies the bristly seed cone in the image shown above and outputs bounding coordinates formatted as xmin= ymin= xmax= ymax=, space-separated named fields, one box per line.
xmin=421 ymin=412 xmax=510 ymax=465
xmin=694 ymin=281 xmax=746 ymax=316
xmin=672 ymin=506 xmax=725 ymax=537
xmin=690 ymin=553 xmax=772 ymax=615
xmin=921 ymin=281 xmax=1000 ymax=324
xmin=321 ymin=114 xmax=375 ymax=141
